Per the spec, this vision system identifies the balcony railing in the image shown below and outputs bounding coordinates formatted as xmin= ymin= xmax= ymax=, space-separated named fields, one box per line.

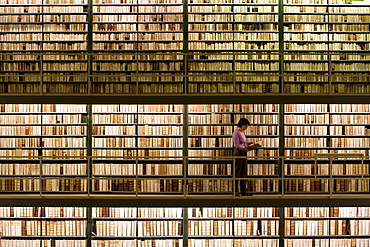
xmin=0 ymin=153 xmax=368 ymax=198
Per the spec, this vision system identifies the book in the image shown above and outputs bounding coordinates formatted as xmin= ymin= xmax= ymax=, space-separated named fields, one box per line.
xmin=246 ymin=143 xmax=262 ymax=149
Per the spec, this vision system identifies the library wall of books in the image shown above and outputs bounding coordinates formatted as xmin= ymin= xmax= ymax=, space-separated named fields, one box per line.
xmin=1 ymin=0 xmax=370 ymax=245
xmin=0 ymin=0 xmax=370 ymax=94
xmin=0 ymin=103 xmax=369 ymax=195
xmin=2 ymin=206 xmax=370 ymax=246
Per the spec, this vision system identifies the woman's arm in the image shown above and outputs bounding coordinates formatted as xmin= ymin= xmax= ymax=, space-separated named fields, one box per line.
xmin=232 ymin=131 xmax=248 ymax=152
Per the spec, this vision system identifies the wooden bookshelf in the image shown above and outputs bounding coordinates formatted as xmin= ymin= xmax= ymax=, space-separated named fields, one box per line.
xmin=188 ymin=207 xmax=279 ymax=246
xmin=0 ymin=103 xmax=369 ymax=195
xmin=92 ymin=104 xmax=183 ymax=194
xmin=187 ymin=104 xmax=279 ymax=195
xmin=284 ymin=206 xmax=370 ymax=247
xmin=0 ymin=0 xmax=88 ymax=94
xmin=92 ymin=0 xmax=184 ymax=94
xmin=1 ymin=206 xmax=370 ymax=247
xmin=0 ymin=206 xmax=86 ymax=246
xmin=284 ymin=104 xmax=370 ymax=194
xmin=0 ymin=0 xmax=369 ymax=94
xmin=0 ymin=104 xmax=88 ymax=193
xmin=92 ymin=207 xmax=183 ymax=246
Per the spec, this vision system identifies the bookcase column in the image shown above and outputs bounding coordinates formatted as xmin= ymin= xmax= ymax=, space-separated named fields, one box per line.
xmin=278 ymin=103 xmax=285 ymax=196
xmin=87 ymin=104 xmax=93 ymax=195
xmin=183 ymin=0 xmax=189 ymax=93
xmin=278 ymin=0 xmax=284 ymax=93
xmin=183 ymin=104 xmax=189 ymax=196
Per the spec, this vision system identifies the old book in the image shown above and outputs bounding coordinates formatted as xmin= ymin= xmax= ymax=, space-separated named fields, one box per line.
xmin=246 ymin=143 xmax=261 ymax=149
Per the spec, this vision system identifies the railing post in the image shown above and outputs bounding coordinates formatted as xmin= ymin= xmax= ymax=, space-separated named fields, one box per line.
xmin=314 ymin=153 xmax=365 ymax=197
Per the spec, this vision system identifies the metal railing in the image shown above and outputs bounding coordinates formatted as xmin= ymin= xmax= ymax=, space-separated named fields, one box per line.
xmin=0 ymin=154 xmax=368 ymax=198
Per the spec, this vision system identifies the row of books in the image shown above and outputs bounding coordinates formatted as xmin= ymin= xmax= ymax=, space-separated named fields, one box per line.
xmin=93 ymin=149 xmax=182 ymax=159
xmin=285 ymin=0 xmax=368 ymax=4
xmin=0 ymin=220 xmax=86 ymax=236
xmin=286 ymin=207 xmax=370 ymax=218
xmin=0 ymin=161 xmax=368 ymax=176
xmin=0 ymin=207 xmax=86 ymax=217
xmin=0 ymin=15 xmax=86 ymax=23
xmin=284 ymin=179 xmax=370 ymax=192
xmin=4 ymin=206 xmax=370 ymax=245
xmin=285 ymin=163 xmax=368 ymax=176
xmin=189 ymin=207 xmax=279 ymax=218
xmin=189 ymin=239 xmax=277 ymax=247
xmin=0 ymin=179 xmax=87 ymax=192
xmin=95 ymin=221 xmax=181 ymax=237
xmin=285 ymin=239 xmax=370 ymax=247
xmin=6 ymin=26 xmax=368 ymax=33
xmin=92 ymin=240 xmax=181 ymax=247
xmin=5 ymin=162 xmax=370 ymax=176
xmin=5 ymin=60 xmax=370 ymax=67
xmin=0 ymin=163 xmax=87 ymax=175
xmin=0 ymin=6 xmax=86 ymax=13
xmin=285 ymin=219 xmax=370 ymax=236
xmin=2 ymin=15 xmax=369 ymax=23
xmin=0 ymin=240 xmax=86 ymax=247
xmin=189 ymin=220 xmax=278 ymax=236
xmin=190 ymin=15 xmax=277 ymax=23
xmin=94 ymin=207 xmax=183 ymax=218
xmin=0 ymin=103 xmax=369 ymax=140
xmin=5 ymin=206 xmax=370 ymax=218
xmin=188 ymin=104 xmax=234 ymax=113
xmin=0 ymin=138 xmax=87 ymax=147
xmin=284 ymin=84 xmax=329 ymax=94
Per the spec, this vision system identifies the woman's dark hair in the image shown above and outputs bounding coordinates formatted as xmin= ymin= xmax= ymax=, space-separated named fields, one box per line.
xmin=237 ymin=118 xmax=250 ymax=127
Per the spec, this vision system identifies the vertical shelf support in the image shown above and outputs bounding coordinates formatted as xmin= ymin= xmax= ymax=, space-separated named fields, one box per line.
xmin=183 ymin=104 xmax=189 ymax=197
xmin=279 ymin=104 xmax=285 ymax=196
xmin=183 ymin=0 xmax=189 ymax=93
xmin=87 ymin=0 xmax=93 ymax=94
xmin=87 ymin=104 xmax=93 ymax=196
xmin=279 ymin=206 xmax=285 ymax=247
xmin=278 ymin=0 xmax=284 ymax=93
xmin=86 ymin=206 xmax=93 ymax=247
xmin=183 ymin=207 xmax=189 ymax=247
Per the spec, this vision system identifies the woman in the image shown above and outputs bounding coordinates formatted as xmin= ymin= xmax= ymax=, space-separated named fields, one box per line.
xmin=232 ymin=117 xmax=255 ymax=196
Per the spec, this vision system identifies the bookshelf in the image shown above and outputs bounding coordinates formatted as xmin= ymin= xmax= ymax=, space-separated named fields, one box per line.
xmin=284 ymin=104 xmax=330 ymax=158
xmin=283 ymin=0 xmax=330 ymax=93
xmin=188 ymin=207 xmax=279 ymax=246
xmin=187 ymin=0 xmax=280 ymax=93
xmin=284 ymin=206 xmax=370 ymax=247
xmin=0 ymin=104 xmax=88 ymax=193
xmin=0 ymin=1 xmax=42 ymax=93
xmin=42 ymin=0 xmax=89 ymax=94
xmin=0 ymin=0 xmax=89 ymax=94
xmin=233 ymin=0 xmax=279 ymax=94
xmin=92 ymin=0 xmax=184 ymax=94
xmin=187 ymin=0 xmax=235 ymax=93
xmin=1 ymin=103 xmax=370 ymax=195
xmin=329 ymin=0 xmax=370 ymax=93
xmin=234 ymin=104 xmax=280 ymax=194
xmin=1 ymin=206 xmax=370 ymax=247
xmin=0 ymin=206 xmax=86 ymax=246
xmin=92 ymin=104 xmax=183 ymax=194
xmin=283 ymin=103 xmax=331 ymax=194
xmin=187 ymin=104 xmax=279 ymax=195
xmin=187 ymin=104 xmax=234 ymax=194
xmin=92 ymin=207 xmax=183 ymax=246
xmin=40 ymin=104 xmax=88 ymax=193
xmin=283 ymin=0 xmax=370 ymax=94
xmin=1 ymin=0 xmax=370 ymax=94
xmin=283 ymin=104 xmax=370 ymax=194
